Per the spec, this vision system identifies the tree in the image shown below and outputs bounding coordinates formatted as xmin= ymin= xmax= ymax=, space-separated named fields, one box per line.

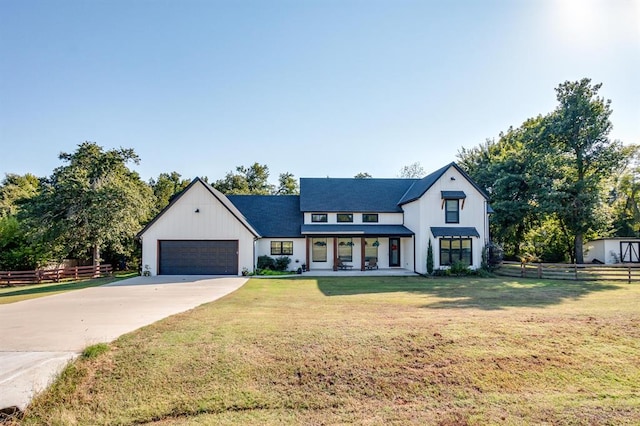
xmin=354 ymin=172 xmax=372 ymax=179
xmin=149 ymin=172 xmax=190 ymax=213
xmin=544 ymin=79 xmax=625 ymax=263
xmin=458 ymin=118 xmax=547 ymax=259
xmin=0 ymin=173 xmax=41 ymax=217
xmin=276 ymin=172 xmax=299 ymax=195
xmin=24 ymin=142 xmax=153 ymax=265
xmin=398 ymin=162 xmax=426 ymax=178
xmin=213 ymin=163 xmax=275 ymax=195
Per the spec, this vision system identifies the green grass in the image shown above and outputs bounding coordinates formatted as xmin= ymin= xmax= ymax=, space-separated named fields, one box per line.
xmin=18 ymin=276 xmax=640 ymax=425
xmin=0 ymin=272 xmax=138 ymax=304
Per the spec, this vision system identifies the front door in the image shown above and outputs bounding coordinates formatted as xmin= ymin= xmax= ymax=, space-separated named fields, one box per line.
xmin=389 ymin=237 xmax=400 ymax=267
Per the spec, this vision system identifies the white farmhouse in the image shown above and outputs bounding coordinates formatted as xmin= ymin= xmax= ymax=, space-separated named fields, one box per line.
xmin=138 ymin=162 xmax=491 ymax=275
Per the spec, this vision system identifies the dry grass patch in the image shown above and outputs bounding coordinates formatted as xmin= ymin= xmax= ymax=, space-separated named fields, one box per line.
xmin=18 ymin=276 xmax=640 ymax=425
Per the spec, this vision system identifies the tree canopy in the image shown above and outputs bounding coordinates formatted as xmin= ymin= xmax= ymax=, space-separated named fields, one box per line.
xmin=24 ymin=142 xmax=153 ymax=265
xmin=459 ymin=79 xmax=629 ymax=263
xmin=213 ymin=163 xmax=299 ymax=195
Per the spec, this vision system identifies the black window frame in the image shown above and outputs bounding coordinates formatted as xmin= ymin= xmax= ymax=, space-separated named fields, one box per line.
xmin=311 ymin=213 xmax=328 ymax=223
xmin=271 ymin=241 xmax=294 ymax=256
xmin=362 ymin=213 xmax=379 ymax=223
xmin=439 ymin=237 xmax=472 ymax=266
xmin=445 ymin=199 xmax=460 ymax=223
xmin=337 ymin=213 xmax=353 ymax=223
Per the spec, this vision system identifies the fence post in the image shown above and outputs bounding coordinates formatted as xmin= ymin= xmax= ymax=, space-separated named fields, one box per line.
xmin=537 ymin=263 xmax=542 ymax=279
xmin=520 ymin=263 xmax=525 ymax=278
xmin=574 ymin=264 xmax=578 ymax=280
xmin=75 ymin=266 xmax=78 ymax=280
xmin=629 ymin=266 xmax=632 ymax=284
xmin=7 ymin=271 xmax=10 ymax=286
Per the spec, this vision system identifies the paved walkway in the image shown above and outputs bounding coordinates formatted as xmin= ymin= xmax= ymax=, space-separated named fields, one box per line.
xmin=0 ymin=276 xmax=246 ymax=412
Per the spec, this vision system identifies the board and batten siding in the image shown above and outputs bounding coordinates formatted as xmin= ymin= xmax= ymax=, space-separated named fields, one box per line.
xmin=255 ymin=238 xmax=306 ymax=270
xmin=404 ymin=165 xmax=488 ymax=274
xmin=140 ymin=181 xmax=256 ymax=276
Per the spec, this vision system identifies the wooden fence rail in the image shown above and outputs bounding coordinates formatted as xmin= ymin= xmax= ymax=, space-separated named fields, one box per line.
xmin=496 ymin=261 xmax=640 ymax=282
xmin=0 ymin=264 xmax=113 ymax=286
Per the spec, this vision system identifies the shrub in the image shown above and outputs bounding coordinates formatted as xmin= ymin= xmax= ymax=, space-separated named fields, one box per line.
xmin=257 ymin=255 xmax=276 ymax=270
xmin=274 ymin=256 xmax=291 ymax=271
xmin=449 ymin=260 xmax=471 ymax=276
xmin=426 ymin=239 xmax=434 ymax=275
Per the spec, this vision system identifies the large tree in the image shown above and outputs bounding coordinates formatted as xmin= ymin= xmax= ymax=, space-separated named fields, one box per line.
xmin=544 ymin=79 xmax=625 ymax=263
xmin=25 ymin=142 xmax=153 ymax=265
xmin=213 ymin=163 xmax=299 ymax=195
xmin=458 ymin=117 xmax=550 ymax=259
xmin=459 ymin=79 xmax=626 ymax=263
xmin=213 ymin=163 xmax=275 ymax=195
xmin=0 ymin=173 xmax=41 ymax=217
xmin=276 ymin=172 xmax=299 ymax=195
xmin=149 ymin=171 xmax=191 ymax=213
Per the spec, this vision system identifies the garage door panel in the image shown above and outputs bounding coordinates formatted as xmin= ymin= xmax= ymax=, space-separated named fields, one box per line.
xmin=159 ymin=240 xmax=238 ymax=275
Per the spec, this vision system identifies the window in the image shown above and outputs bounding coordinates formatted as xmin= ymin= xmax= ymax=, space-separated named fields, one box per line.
xmin=337 ymin=213 xmax=353 ymax=223
xmin=271 ymin=241 xmax=293 ymax=256
xmin=362 ymin=213 xmax=379 ymax=223
xmin=312 ymin=238 xmax=327 ymax=262
xmin=445 ymin=199 xmax=459 ymax=223
xmin=311 ymin=213 xmax=328 ymax=223
xmin=439 ymin=238 xmax=472 ymax=266
xmin=338 ymin=237 xmax=353 ymax=261
xmin=365 ymin=238 xmax=379 ymax=261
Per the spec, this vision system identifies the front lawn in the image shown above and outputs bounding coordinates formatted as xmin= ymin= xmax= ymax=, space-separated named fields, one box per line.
xmin=19 ymin=277 xmax=640 ymax=425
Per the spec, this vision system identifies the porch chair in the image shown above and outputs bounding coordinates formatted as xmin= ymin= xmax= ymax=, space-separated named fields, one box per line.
xmin=365 ymin=258 xmax=378 ymax=270
xmin=336 ymin=258 xmax=353 ymax=270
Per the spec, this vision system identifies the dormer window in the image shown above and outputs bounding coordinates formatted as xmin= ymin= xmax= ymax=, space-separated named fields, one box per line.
xmin=312 ymin=213 xmax=328 ymax=223
xmin=337 ymin=213 xmax=353 ymax=223
xmin=362 ymin=213 xmax=379 ymax=223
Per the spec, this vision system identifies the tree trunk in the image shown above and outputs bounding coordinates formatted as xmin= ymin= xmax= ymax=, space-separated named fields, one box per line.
xmin=93 ymin=245 xmax=101 ymax=266
xmin=574 ymin=233 xmax=584 ymax=264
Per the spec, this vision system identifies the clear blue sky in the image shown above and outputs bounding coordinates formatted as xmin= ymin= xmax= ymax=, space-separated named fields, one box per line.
xmin=1 ymin=0 xmax=638 ymax=183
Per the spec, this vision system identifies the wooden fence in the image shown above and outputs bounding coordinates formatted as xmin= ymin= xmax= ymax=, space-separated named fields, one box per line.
xmin=496 ymin=261 xmax=640 ymax=282
xmin=0 ymin=264 xmax=113 ymax=286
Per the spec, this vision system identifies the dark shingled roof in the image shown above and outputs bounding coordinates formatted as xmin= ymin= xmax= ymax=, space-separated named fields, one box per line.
xmin=399 ymin=162 xmax=490 ymax=205
xmin=299 ymin=178 xmax=417 ymax=212
xmin=301 ymin=224 xmax=414 ymax=236
xmin=227 ymin=195 xmax=302 ymax=237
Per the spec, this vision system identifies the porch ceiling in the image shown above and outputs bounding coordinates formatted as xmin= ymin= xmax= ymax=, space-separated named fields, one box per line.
xmin=301 ymin=224 xmax=414 ymax=237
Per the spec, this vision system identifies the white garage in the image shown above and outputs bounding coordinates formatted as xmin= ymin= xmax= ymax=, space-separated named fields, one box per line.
xmin=138 ymin=178 xmax=258 ymax=276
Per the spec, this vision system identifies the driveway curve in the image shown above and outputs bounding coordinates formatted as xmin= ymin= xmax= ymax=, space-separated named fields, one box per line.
xmin=0 ymin=275 xmax=247 ymax=412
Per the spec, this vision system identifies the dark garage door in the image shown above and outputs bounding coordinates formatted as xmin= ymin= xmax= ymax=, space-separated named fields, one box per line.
xmin=159 ymin=240 xmax=239 ymax=275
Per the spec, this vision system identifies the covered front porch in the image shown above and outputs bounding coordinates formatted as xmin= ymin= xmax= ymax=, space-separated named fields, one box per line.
xmin=301 ymin=225 xmax=415 ymax=272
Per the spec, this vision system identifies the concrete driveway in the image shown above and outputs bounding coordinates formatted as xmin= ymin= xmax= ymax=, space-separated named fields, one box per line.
xmin=0 ymin=275 xmax=247 ymax=412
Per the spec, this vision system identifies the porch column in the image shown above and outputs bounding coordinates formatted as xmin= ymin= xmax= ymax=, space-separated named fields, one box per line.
xmin=333 ymin=237 xmax=338 ymax=271
xmin=361 ymin=237 xmax=366 ymax=270
xmin=305 ymin=237 xmax=310 ymax=271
